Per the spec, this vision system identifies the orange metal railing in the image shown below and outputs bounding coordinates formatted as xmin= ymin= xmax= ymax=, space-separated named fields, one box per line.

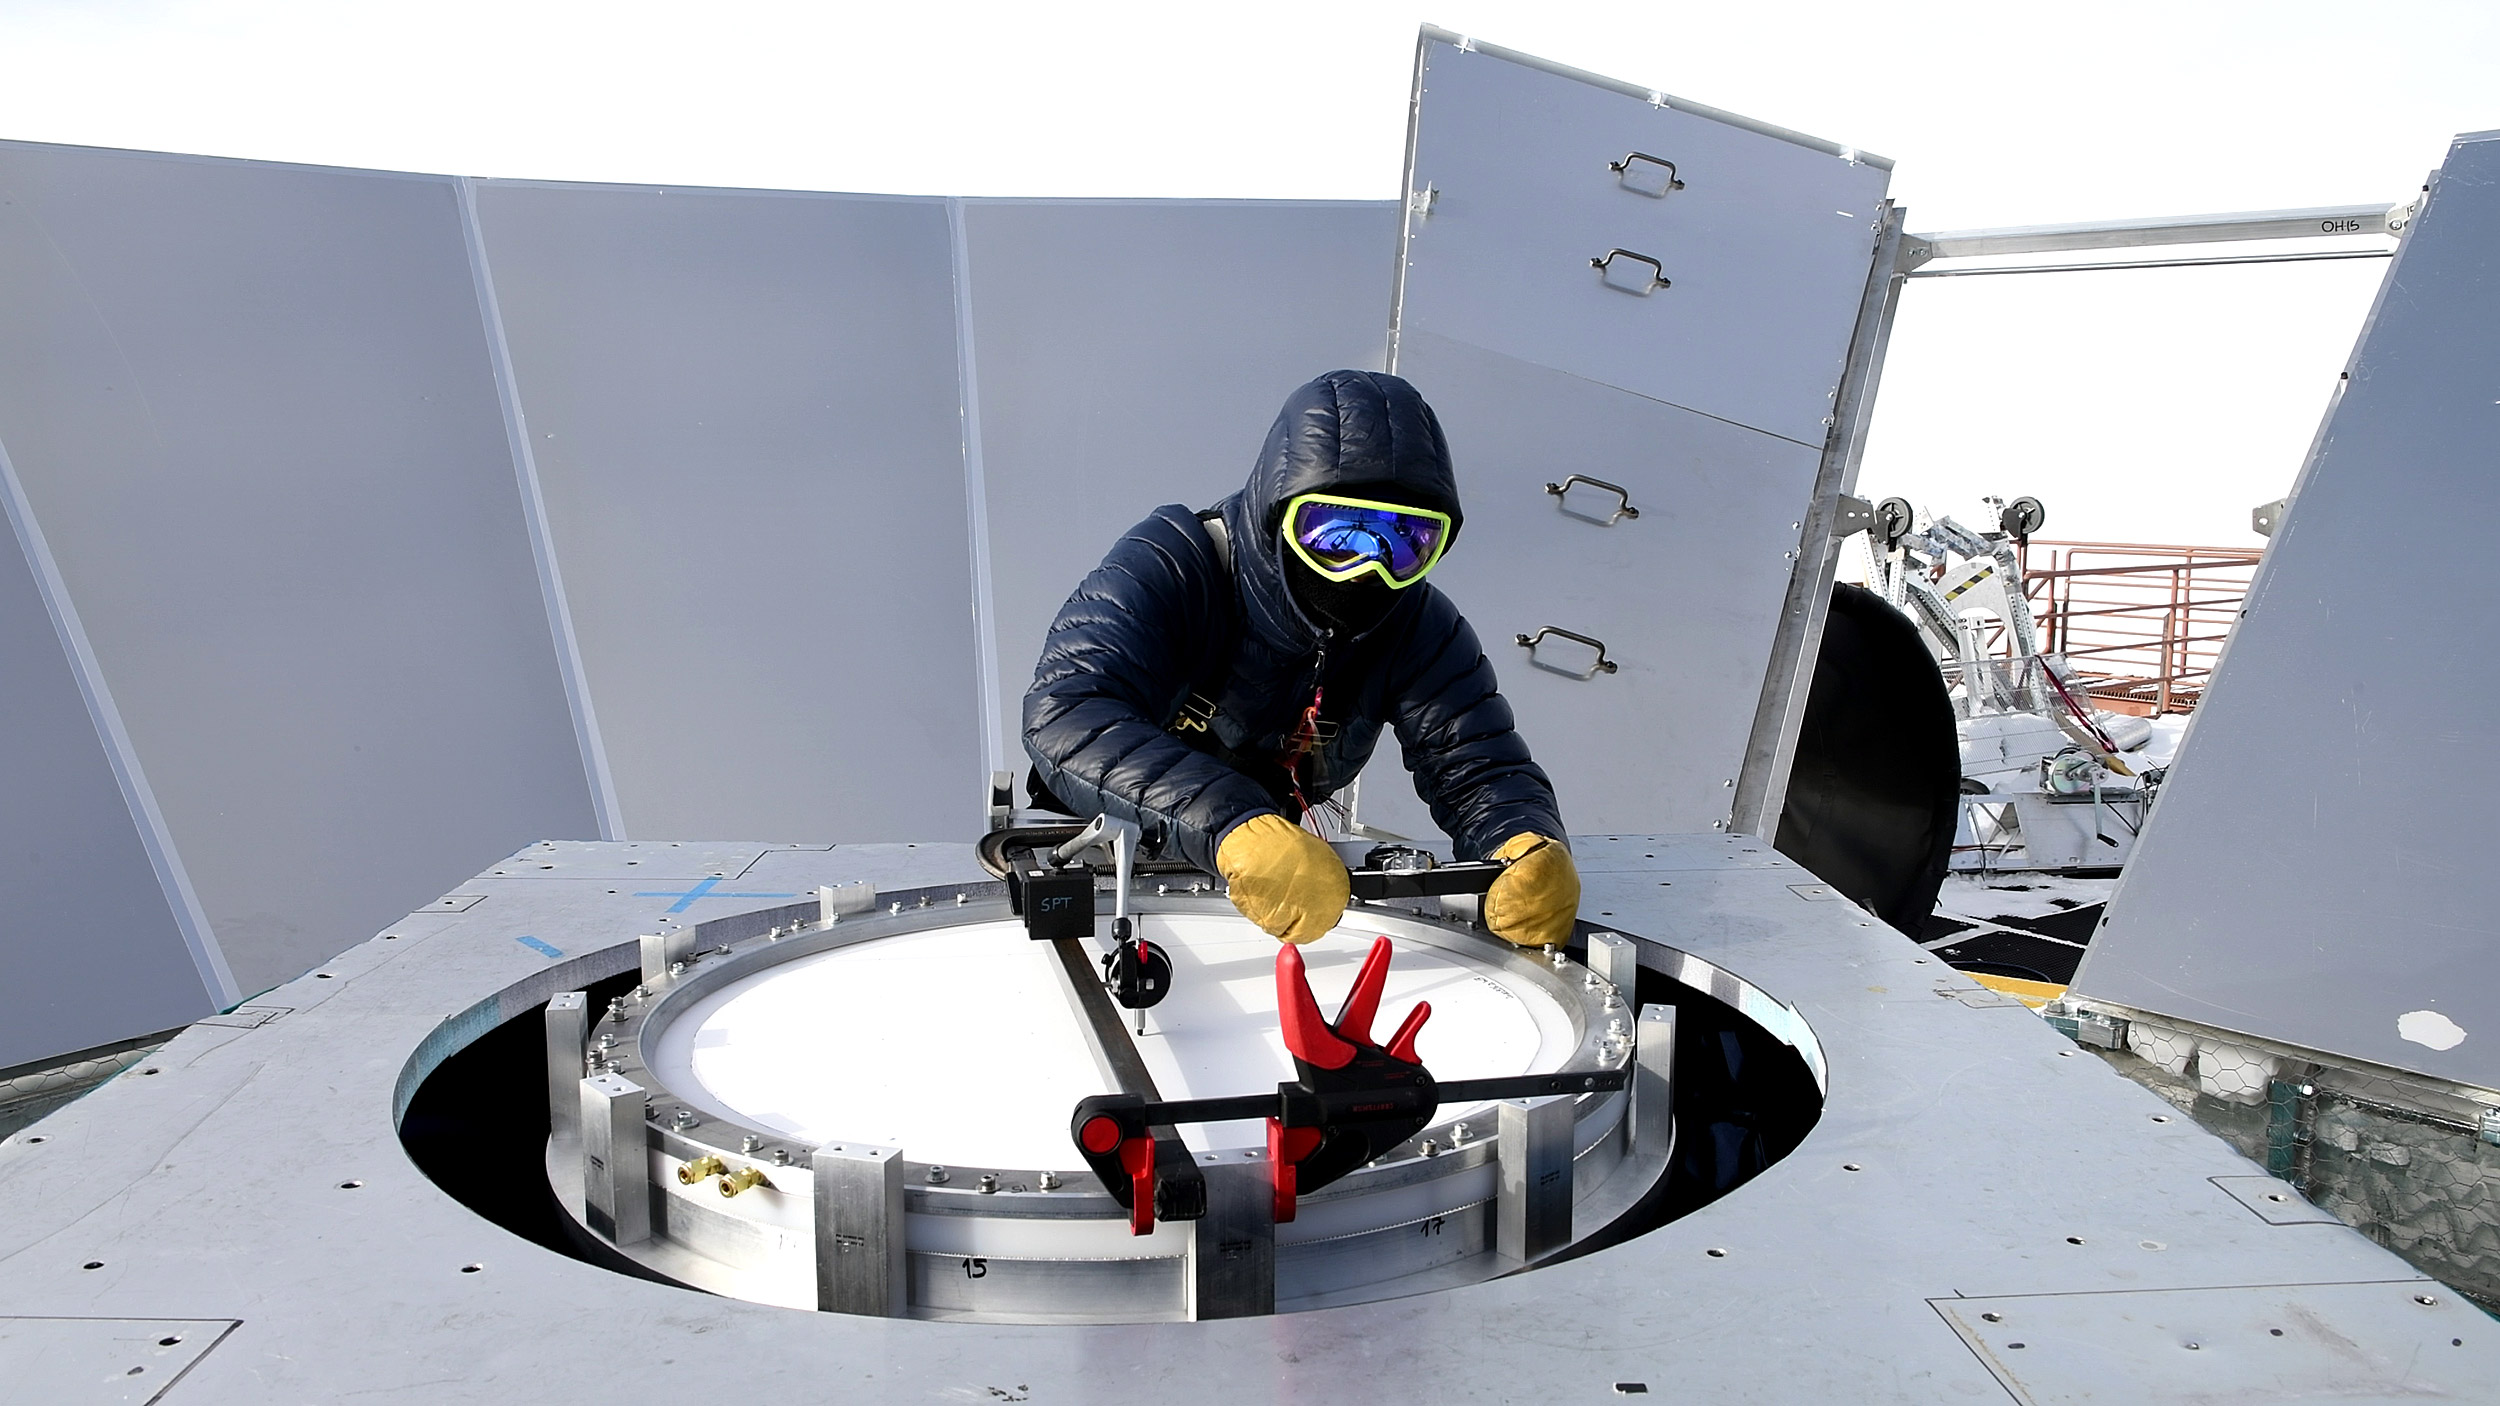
xmin=2016 ymin=539 xmax=2264 ymax=715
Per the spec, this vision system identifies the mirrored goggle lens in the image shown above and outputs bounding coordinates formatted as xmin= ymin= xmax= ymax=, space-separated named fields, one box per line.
xmin=1290 ymin=500 xmax=1446 ymax=580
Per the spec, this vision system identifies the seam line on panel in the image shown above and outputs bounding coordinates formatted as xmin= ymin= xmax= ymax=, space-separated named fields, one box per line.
xmin=0 ymin=431 xmax=238 ymax=1007
xmin=949 ymin=196 xmax=1009 ymax=802
xmin=456 ymin=175 xmax=627 ymax=841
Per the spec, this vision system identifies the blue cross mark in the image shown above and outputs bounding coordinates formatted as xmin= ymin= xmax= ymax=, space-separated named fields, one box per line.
xmin=636 ymin=876 xmax=799 ymax=914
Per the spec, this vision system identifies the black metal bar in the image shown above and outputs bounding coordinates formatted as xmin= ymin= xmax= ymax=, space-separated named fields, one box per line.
xmin=1101 ymin=1068 xmax=1631 ymax=1133
xmin=1347 ymin=861 xmax=1505 ymax=901
xmin=1047 ymin=937 xmax=1205 ymax=1218
xmin=1439 ymin=1070 xmax=1629 ymax=1102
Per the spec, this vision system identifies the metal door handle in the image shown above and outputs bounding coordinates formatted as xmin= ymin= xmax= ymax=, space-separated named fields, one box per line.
xmin=1589 ymin=248 xmax=1671 ymax=295
xmin=1544 ymin=474 xmax=1641 ymax=524
xmin=1608 ymin=152 xmax=1685 ymax=196
xmin=1514 ymin=626 xmax=1620 ymax=678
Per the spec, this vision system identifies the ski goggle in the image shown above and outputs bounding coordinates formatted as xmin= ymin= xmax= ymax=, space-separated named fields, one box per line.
xmin=1282 ymin=493 xmax=1454 ymax=589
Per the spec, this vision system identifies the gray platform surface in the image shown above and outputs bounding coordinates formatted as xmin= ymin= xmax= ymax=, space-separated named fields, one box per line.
xmin=0 ymin=835 xmax=2483 ymax=1402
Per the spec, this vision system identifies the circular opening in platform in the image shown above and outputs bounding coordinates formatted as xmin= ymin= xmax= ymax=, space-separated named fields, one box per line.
xmin=398 ymin=882 xmax=1824 ymax=1327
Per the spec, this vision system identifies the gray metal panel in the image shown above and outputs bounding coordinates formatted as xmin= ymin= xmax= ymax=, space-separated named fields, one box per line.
xmin=471 ymin=181 xmax=980 ymax=842
xmin=0 ymin=455 xmax=214 ymax=1068
xmin=0 ymin=144 xmax=597 ymax=997
xmin=957 ymin=199 xmax=1398 ymax=770
xmin=1358 ymin=332 xmax=1823 ymax=839
xmin=2076 ymin=132 xmax=2500 ymax=1090
xmin=1934 ymin=1281 xmax=2485 ymax=1403
xmin=1398 ymin=35 xmax=1891 ymax=446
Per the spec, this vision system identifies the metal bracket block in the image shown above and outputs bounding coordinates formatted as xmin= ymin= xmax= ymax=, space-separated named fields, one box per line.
xmin=545 ymin=991 xmax=587 ymax=1151
xmin=1187 ymin=1156 xmax=1276 ymax=1320
xmin=818 ymin=882 xmax=874 ymax=923
xmin=1634 ymin=1004 xmax=1677 ymax=1157
xmin=580 ymin=1073 xmax=650 ymax=1245
xmin=1497 ymin=1095 xmax=1575 ymax=1263
xmin=814 ymin=1141 xmax=906 ymax=1316
xmin=1584 ymin=930 xmax=1640 ymax=996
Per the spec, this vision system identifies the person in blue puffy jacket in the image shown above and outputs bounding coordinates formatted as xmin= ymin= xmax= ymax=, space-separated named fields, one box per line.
xmin=1021 ymin=370 xmax=1578 ymax=948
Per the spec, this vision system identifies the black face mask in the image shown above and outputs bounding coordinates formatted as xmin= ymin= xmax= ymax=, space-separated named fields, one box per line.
xmin=1287 ymin=560 xmax=1400 ymax=637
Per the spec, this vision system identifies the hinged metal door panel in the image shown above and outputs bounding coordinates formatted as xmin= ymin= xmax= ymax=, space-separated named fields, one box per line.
xmin=1356 ymin=34 xmax=1888 ymax=843
xmin=1397 ymin=35 xmax=1890 ymax=447
xmin=1356 ymin=332 xmax=1821 ymax=841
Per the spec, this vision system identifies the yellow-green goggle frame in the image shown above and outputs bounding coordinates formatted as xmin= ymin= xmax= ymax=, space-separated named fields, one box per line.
xmin=1281 ymin=492 xmax=1454 ymax=589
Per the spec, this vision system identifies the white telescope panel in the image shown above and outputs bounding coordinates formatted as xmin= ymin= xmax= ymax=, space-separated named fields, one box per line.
xmin=0 ymin=144 xmax=598 ymax=997
xmin=2076 ymin=130 xmax=2500 ymax=1089
xmin=959 ymin=198 xmax=1398 ymax=780
xmin=0 ymin=474 xmax=214 ymax=1067
xmin=471 ymin=181 xmax=980 ymax=843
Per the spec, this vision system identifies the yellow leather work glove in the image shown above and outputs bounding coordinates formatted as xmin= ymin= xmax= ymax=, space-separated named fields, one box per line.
xmin=1217 ymin=813 xmax=1351 ymax=945
xmin=1483 ymin=833 xmax=1580 ymax=948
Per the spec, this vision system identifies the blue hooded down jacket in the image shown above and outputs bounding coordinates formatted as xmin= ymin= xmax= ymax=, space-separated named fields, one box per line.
xmin=1021 ymin=370 xmax=1563 ymax=872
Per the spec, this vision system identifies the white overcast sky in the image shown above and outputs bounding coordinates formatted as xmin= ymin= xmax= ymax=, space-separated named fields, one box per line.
xmin=3 ymin=1 xmax=2494 ymax=546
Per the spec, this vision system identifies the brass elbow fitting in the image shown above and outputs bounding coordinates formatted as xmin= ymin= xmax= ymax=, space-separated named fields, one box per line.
xmin=718 ymin=1166 xmax=770 ymax=1198
xmin=676 ymin=1154 xmax=727 ymax=1185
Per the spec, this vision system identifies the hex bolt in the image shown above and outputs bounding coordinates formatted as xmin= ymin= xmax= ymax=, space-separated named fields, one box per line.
xmin=1419 ymin=1139 xmax=1440 ymax=1158
xmin=740 ymin=1134 xmax=762 ymax=1154
xmin=1037 ymin=1170 xmax=1061 ymax=1191
xmin=772 ymin=1148 xmax=793 ymax=1166
xmin=671 ymin=1109 xmax=699 ymax=1131
xmin=668 ymin=961 xmax=686 ymax=978
xmin=927 ymin=1165 xmax=950 ymax=1185
xmin=1451 ymin=1122 xmax=1473 ymax=1144
xmin=979 ymin=1173 xmax=999 ymax=1194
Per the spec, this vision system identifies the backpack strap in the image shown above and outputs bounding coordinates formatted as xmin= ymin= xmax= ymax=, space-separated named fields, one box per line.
xmin=1170 ymin=508 xmax=1238 ymax=738
xmin=1197 ymin=506 xmax=1233 ymax=576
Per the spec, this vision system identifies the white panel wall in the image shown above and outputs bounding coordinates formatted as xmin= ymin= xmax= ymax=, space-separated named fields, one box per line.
xmin=0 ymin=141 xmax=1405 ymax=1067
xmin=0 ymin=144 xmax=598 ymax=1000
xmin=0 ymin=457 xmax=219 ymax=1068
xmin=958 ymin=199 xmax=1399 ymax=779
xmin=472 ymin=182 xmax=981 ymax=842
xmin=2077 ymin=131 xmax=2500 ymax=1089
